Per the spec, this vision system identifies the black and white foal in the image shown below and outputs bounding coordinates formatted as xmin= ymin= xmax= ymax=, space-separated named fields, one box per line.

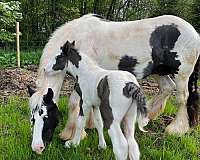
xmin=52 ymin=41 xmax=149 ymax=160
xmin=28 ymin=86 xmax=59 ymax=154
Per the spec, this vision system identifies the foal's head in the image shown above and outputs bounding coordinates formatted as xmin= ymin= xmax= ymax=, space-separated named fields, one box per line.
xmin=28 ymin=86 xmax=59 ymax=154
xmin=53 ymin=40 xmax=81 ymax=72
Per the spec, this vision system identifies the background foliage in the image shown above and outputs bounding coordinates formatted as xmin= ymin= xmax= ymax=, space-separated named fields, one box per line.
xmin=0 ymin=1 xmax=22 ymax=43
xmin=0 ymin=0 xmax=200 ymax=49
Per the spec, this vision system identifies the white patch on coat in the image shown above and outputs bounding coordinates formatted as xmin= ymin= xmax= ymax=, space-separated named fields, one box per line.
xmin=31 ymin=106 xmax=48 ymax=154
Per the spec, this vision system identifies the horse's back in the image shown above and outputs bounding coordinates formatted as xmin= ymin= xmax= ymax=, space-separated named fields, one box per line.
xmin=39 ymin=14 xmax=200 ymax=80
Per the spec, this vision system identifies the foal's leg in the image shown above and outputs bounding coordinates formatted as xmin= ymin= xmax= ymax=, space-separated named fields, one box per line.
xmin=93 ymin=106 xmax=107 ymax=149
xmin=165 ymin=75 xmax=190 ymax=135
xmin=108 ymin=122 xmax=128 ymax=160
xmin=148 ymin=75 xmax=176 ymax=120
xmin=122 ymin=103 xmax=140 ymax=160
xmin=59 ymin=90 xmax=87 ymax=140
xmin=65 ymin=103 xmax=91 ymax=147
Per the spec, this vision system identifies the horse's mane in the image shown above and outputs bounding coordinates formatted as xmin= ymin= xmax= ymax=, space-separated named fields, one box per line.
xmin=36 ymin=14 xmax=101 ymax=90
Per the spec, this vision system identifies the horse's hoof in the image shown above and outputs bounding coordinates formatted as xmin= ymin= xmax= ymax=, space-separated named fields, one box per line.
xmin=165 ymin=121 xmax=189 ymax=136
xmin=59 ymin=130 xmax=74 ymax=140
xmin=81 ymin=130 xmax=87 ymax=140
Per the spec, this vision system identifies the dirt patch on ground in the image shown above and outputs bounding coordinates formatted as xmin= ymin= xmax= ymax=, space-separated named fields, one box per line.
xmin=0 ymin=65 xmax=159 ymax=97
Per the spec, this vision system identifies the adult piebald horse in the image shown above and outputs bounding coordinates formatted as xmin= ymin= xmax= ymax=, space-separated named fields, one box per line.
xmin=29 ymin=14 xmax=199 ymax=153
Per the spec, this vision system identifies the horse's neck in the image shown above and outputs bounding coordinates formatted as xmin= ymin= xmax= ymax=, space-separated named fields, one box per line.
xmin=36 ymin=68 xmax=65 ymax=103
xmin=68 ymin=52 xmax=103 ymax=80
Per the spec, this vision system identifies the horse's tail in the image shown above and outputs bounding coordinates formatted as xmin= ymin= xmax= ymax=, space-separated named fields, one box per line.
xmin=187 ymin=55 xmax=200 ymax=127
xmin=124 ymin=82 xmax=149 ymax=131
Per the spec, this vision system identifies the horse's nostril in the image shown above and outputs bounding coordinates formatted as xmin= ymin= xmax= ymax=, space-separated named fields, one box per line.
xmin=40 ymin=146 xmax=44 ymax=150
xmin=34 ymin=144 xmax=45 ymax=151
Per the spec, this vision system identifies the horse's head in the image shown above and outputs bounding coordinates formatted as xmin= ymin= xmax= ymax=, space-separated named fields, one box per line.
xmin=27 ymin=86 xmax=59 ymax=154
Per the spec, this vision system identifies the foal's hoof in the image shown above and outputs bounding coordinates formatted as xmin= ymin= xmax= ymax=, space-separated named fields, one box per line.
xmin=64 ymin=140 xmax=73 ymax=148
xmin=98 ymin=142 xmax=107 ymax=150
xmin=98 ymin=140 xmax=107 ymax=149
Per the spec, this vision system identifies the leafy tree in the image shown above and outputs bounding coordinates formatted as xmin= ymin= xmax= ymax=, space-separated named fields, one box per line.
xmin=152 ymin=0 xmax=179 ymax=16
xmin=191 ymin=0 xmax=200 ymax=32
xmin=0 ymin=1 xmax=22 ymax=43
xmin=2 ymin=0 xmax=196 ymax=48
xmin=19 ymin=0 xmax=80 ymax=47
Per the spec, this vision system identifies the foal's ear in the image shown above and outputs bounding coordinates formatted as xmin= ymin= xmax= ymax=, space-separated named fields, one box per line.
xmin=27 ymin=85 xmax=35 ymax=97
xmin=71 ymin=40 xmax=75 ymax=46
xmin=43 ymin=88 xmax=54 ymax=104
xmin=61 ymin=41 xmax=71 ymax=56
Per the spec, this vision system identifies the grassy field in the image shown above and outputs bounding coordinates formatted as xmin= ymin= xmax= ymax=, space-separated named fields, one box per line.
xmin=0 ymin=96 xmax=199 ymax=160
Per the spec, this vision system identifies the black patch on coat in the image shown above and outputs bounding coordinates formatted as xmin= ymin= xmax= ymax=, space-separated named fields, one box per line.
xmin=123 ymin=82 xmax=147 ymax=116
xmin=97 ymin=76 xmax=114 ymax=129
xmin=39 ymin=109 xmax=43 ymax=116
xmin=187 ymin=56 xmax=200 ymax=127
xmin=74 ymin=82 xmax=84 ymax=116
xmin=42 ymin=102 xmax=59 ymax=145
xmin=53 ymin=41 xmax=81 ymax=71
xmin=144 ymin=24 xmax=181 ymax=77
xmin=27 ymin=85 xmax=35 ymax=97
xmin=118 ymin=55 xmax=138 ymax=75
xmin=143 ymin=61 xmax=154 ymax=78
xmin=67 ymin=48 xmax=82 ymax=68
xmin=33 ymin=88 xmax=59 ymax=145
xmin=31 ymin=116 xmax=35 ymax=125
xmin=61 ymin=41 xmax=81 ymax=68
xmin=66 ymin=71 xmax=73 ymax=77
xmin=52 ymin=53 xmax=68 ymax=71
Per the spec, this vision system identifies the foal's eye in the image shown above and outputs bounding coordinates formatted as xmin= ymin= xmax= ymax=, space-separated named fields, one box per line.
xmin=39 ymin=106 xmax=48 ymax=118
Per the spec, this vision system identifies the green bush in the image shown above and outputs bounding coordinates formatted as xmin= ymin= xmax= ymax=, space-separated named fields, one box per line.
xmin=0 ymin=1 xmax=22 ymax=42
xmin=0 ymin=49 xmax=41 ymax=68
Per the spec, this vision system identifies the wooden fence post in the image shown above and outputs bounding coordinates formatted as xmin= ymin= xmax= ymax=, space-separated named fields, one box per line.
xmin=16 ymin=22 xmax=20 ymax=68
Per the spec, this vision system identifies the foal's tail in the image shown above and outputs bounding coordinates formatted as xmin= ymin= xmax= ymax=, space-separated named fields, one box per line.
xmin=133 ymin=88 xmax=149 ymax=132
xmin=187 ymin=55 xmax=200 ymax=127
xmin=124 ymin=82 xmax=149 ymax=131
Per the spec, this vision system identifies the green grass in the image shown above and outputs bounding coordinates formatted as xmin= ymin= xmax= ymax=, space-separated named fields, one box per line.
xmin=0 ymin=96 xmax=199 ymax=160
xmin=0 ymin=49 xmax=41 ymax=68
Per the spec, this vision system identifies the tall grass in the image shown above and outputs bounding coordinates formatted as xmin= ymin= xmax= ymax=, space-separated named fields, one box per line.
xmin=0 ymin=96 xmax=199 ymax=160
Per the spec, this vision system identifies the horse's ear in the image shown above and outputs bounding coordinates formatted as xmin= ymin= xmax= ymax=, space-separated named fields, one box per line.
xmin=71 ymin=40 xmax=75 ymax=46
xmin=27 ymin=85 xmax=35 ymax=97
xmin=43 ymin=88 xmax=54 ymax=104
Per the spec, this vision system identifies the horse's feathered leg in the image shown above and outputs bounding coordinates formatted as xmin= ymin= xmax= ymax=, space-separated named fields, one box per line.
xmin=59 ymin=90 xmax=93 ymax=140
xmin=165 ymin=54 xmax=199 ymax=135
xmin=148 ymin=75 xmax=175 ymax=120
xmin=59 ymin=90 xmax=81 ymax=140
xmin=165 ymin=76 xmax=190 ymax=135
xmin=165 ymin=72 xmax=192 ymax=135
